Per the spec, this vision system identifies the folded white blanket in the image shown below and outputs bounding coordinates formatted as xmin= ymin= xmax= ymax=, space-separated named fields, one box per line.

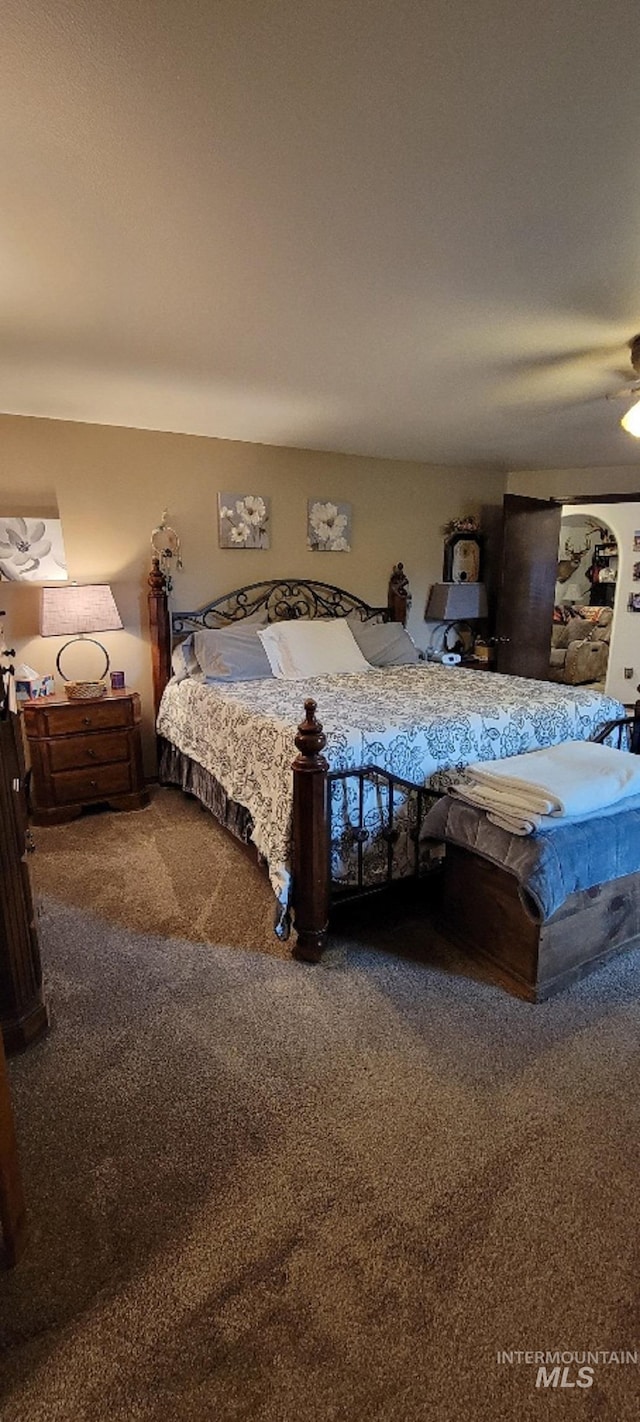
xmin=464 ymin=740 xmax=640 ymax=820
xmin=451 ymin=783 xmax=544 ymax=835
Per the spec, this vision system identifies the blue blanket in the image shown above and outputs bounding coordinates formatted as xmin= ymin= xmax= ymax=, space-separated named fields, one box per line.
xmin=422 ymin=793 xmax=640 ymax=922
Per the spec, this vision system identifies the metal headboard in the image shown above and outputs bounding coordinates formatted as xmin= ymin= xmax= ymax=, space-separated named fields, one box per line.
xmin=172 ymin=577 xmax=391 ymax=637
xmin=148 ymin=560 xmax=411 ymax=715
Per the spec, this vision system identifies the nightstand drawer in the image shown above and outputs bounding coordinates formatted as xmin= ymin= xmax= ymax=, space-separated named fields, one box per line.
xmin=48 ymin=731 xmax=130 ymax=773
xmin=52 ymin=762 xmax=132 ymax=806
xmin=38 ymin=700 xmax=132 ymax=737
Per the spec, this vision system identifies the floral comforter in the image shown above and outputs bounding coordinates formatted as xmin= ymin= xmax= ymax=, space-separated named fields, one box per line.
xmin=157 ymin=666 xmax=624 ymax=907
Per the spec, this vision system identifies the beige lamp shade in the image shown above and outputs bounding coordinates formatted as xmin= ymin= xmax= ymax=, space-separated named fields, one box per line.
xmin=425 ymin=582 xmax=488 ymax=621
xmin=40 ymin=584 xmax=123 ymax=637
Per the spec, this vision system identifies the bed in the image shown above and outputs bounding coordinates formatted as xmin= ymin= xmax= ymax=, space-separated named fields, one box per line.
xmin=148 ymin=560 xmax=627 ymax=962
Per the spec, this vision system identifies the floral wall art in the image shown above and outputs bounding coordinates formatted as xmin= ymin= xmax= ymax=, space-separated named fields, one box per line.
xmin=0 ymin=517 xmax=68 ymax=581
xmin=218 ymin=494 xmax=270 ymax=549
xmin=307 ymin=500 xmax=352 ymax=552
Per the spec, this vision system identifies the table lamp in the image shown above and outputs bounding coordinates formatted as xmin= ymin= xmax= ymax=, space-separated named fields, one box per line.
xmin=40 ymin=584 xmax=123 ymax=699
xmin=425 ymin=582 xmax=488 ymax=656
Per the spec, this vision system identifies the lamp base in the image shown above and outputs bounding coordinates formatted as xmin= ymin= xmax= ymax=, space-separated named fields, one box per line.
xmin=64 ymin=680 xmax=107 ymax=700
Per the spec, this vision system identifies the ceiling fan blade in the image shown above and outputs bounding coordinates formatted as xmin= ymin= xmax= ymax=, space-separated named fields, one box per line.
xmin=508 ymin=343 xmax=630 ymax=380
xmin=606 ymin=383 xmax=640 ymax=402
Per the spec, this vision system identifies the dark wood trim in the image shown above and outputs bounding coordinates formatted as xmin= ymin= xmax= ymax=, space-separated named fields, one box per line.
xmin=291 ymin=700 xmax=330 ymax=963
xmin=0 ymin=1031 xmax=27 ymax=1266
xmin=553 ymin=492 xmax=640 ymax=505
xmin=0 ymin=711 xmax=48 ymax=1055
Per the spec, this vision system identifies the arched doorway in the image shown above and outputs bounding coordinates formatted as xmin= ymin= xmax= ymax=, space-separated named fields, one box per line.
xmin=550 ymin=513 xmax=617 ymax=690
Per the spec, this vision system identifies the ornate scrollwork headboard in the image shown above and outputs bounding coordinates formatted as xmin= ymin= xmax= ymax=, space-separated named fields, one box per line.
xmin=147 ymin=562 xmax=410 ymax=716
xmin=173 ymin=577 xmax=390 ymax=635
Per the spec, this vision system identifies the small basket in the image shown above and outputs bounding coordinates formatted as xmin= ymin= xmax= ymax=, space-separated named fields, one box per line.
xmin=64 ymin=681 xmax=107 ymax=700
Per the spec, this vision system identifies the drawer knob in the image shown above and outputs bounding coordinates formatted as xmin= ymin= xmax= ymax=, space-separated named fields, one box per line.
xmin=90 ymin=779 xmax=98 ymax=789
xmin=87 ymin=749 xmax=96 ymax=759
xmin=83 ymin=716 xmax=92 ymax=726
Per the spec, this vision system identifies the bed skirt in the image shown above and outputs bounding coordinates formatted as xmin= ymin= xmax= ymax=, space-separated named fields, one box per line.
xmin=158 ymin=739 xmax=255 ymax=845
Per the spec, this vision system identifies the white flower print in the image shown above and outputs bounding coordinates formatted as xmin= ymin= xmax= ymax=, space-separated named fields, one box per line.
xmin=307 ymin=500 xmax=352 ymax=552
xmin=237 ymin=496 xmax=266 ymax=526
xmin=218 ymin=493 xmax=270 ymax=549
xmin=0 ymin=517 xmax=67 ymax=581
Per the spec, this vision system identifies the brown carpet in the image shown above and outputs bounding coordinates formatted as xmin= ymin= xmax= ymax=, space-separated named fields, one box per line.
xmin=2 ymin=788 xmax=640 ymax=1420
xmin=30 ymin=785 xmax=285 ymax=957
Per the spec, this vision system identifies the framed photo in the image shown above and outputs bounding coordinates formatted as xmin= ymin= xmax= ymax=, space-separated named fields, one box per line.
xmin=218 ymin=494 xmax=270 ymax=549
xmin=628 ymin=592 xmax=640 ymax=612
xmin=443 ymin=532 xmax=483 ymax=583
xmin=634 ymin=531 xmax=640 ymax=552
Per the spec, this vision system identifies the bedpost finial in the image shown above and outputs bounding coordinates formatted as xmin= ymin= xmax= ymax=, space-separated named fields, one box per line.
xmin=294 ymin=699 xmax=328 ymax=763
xmin=148 ymin=556 xmax=166 ymax=594
xmin=388 ymin=562 xmax=411 ymax=625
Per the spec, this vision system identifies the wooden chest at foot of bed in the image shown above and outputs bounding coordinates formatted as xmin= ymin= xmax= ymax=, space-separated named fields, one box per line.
xmin=437 ymin=845 xmax=640 ymax=1001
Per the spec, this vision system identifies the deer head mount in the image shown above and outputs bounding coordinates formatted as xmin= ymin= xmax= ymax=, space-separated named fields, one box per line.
xmin=556 ymin=536 xmax=592 ymax=584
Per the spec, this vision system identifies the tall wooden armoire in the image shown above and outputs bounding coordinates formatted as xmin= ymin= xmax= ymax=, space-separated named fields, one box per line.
xmin=0 ymin=689 xmax=48 ymax=1054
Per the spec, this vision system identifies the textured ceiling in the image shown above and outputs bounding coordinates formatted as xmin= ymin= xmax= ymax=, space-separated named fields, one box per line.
xmin=3 ymin=0 xmax=640 ymax=468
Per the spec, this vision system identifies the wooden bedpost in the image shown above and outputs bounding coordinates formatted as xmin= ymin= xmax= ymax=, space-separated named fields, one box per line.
xmin=291 ymin=699 xmax=330 ymax=964
xmin=388 ymin=562 xmax=411 ymax=625
xmin=148 ymin=557 xmax=171 ymax=719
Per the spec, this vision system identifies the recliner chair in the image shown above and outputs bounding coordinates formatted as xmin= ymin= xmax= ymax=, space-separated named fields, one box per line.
xmin=549 ymin=606 xmax=612 ymax=686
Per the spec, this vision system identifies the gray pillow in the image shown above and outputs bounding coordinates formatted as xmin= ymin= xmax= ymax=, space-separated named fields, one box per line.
xmin=348 ymin=618 xmax=419 ymax=666
xmin=193 ymin=626 xmax=274 ymax=681
xmin=171 ymin=635 xmax=200 ymax=681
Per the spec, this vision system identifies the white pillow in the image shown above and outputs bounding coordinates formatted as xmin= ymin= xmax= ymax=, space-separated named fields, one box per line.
xmin=257 ymin=619 xmax=372 ymax=679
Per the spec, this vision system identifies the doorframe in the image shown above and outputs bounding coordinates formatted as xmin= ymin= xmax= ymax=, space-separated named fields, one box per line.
xmin=554 ymin=492 xmax=640 ymax=505
xmin=551 ymin=493 xmax=637 ymax=705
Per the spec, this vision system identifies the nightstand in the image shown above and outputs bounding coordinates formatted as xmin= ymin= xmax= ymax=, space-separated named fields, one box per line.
xmin=459 ymin=657 xmax=495 ymax=672
xmin=22 ymin=690 xmax=149 ymax=825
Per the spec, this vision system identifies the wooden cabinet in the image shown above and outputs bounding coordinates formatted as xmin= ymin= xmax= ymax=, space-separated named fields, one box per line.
xmin=0 ymin=709 xmax=48 ymax=1053
xmin=23 ymin=690 xmax=149 ymax=825
xmin=0 ymin=1028 xmax=27 ymax=1264
xmin=459 ymin=657 xmax=495 ymax=672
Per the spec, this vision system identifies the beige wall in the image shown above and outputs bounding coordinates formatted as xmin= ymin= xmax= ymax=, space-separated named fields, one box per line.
xmin=0 ymin=414 xmax=506 ymax=767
